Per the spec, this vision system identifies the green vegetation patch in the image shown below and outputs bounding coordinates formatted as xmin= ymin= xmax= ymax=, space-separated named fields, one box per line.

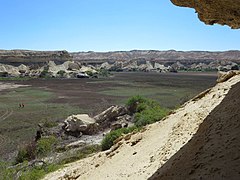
xmin=101 ymin=96 xmax=169 ymax=150
xmin=59 ymin=145 xmax=101 ymax=165
xmin=101 ymin=126 xmax=141 ymax=151
xmin=0 ymin=161 xmax=61 ymax=180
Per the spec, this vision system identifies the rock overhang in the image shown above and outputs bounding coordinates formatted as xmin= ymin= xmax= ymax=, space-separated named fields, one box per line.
xmin=171 ymin=0 xmax=240 ymax=29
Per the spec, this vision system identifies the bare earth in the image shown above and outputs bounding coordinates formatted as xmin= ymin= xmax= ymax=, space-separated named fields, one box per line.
xmin=43 ymin=74 xmax=240 ymax=180
xmin=0 ymin=82 xmax=29 ymax=92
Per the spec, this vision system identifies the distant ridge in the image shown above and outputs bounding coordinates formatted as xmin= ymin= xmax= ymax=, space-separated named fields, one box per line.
xmin=71 ymin=50 xmax=240 ymax=64
xmin=0 ymin=49 xmax=240 ymax=65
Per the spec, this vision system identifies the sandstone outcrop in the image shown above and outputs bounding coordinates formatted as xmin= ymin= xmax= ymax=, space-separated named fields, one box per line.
xmin=94 ymin=105 xmax=128 ymax=128
xmin=171 ymin=0 xmax=240 ymax=29
xmin=217 ymin=70 xmax=240 ymax=83
xmin=63 ymin=114 xmax=99 ymax=136
xmin=0 ymin=50 xmax=72 ymax=65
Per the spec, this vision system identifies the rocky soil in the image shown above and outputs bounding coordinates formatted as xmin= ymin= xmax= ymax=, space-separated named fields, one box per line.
xmin=43 ymin=72 xmax=240 ymax=180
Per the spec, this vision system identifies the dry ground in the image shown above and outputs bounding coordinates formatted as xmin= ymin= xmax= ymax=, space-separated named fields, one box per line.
xmin=43 ymin=73 xmax=240 ymax=180
xmin=0 ymin=72 xmax=216 ymax=160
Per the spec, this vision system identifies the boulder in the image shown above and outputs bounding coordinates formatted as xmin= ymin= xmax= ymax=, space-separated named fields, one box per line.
xmin=94 ymin=105 xmax=128 ymax=127
xmin=63 ymin=114 xmax=99 ymax=136
xmin=76 ymin=72 xmax=89 ymax=78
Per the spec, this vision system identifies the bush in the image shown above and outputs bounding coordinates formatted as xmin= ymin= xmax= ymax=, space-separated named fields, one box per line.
xmin=59 ymin=145 xmax=101 ymax=165
xmin=126 ymin=95 xmax=147 ymax=107
xmin=19 ymin=164 xmax=61 ymax=180
xmin=42 ymin=119 xmax=58 ymax=128
xmin=134 ymin=106 xmax=168 ymax=127
xmin=102 ymin=96 xmax=169 ymax=151
xmin=39 ymin=66 xmax=51 ymax=78
xmin=126 ymin=95 xmax=148 ymax=113
xmin=98 ymin=69 xmax=110 ymax=77
xmin=85 ymin=70 xmax=94 ymax=76
xmin=57 ymin=70 xmax=66 ymax=77
xmin=101 ymin=126 xmax=140 ymax=151
xmin=129 ymin=96 xmax=169 ymax=127
xmin=36 ymin=136 xmax=57 ymax=157
xmin=0 ymin=161 xmax=16 ymax=179
xmin=15 ymin=142 xmax=37 ymax=164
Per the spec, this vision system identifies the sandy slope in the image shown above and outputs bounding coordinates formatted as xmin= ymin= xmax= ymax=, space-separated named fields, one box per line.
xmin=150 ymin=76 xmax=240 ymax=179
xmin=44 ymin=74 xmax=240 ymax=180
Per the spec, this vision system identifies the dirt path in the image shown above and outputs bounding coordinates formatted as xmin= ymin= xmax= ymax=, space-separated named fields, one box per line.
xmin=43 ymin=73 xmax=240 ymax=180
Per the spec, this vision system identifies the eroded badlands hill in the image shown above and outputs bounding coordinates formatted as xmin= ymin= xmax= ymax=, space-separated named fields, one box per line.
xmin=43 ymin=73 xmax=240 ymax=180
xmin=0 ymin=50 xmax=72 ymax=65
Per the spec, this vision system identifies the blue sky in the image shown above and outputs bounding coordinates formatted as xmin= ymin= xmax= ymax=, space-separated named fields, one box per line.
xmin=0 ymin=0 xmax=239 ymax=52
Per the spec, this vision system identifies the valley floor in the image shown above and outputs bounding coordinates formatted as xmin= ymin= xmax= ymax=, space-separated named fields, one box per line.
xmin=43 ymin=73 xmax=240 ymax=179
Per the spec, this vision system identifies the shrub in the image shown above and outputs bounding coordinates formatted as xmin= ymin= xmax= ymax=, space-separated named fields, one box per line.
xmin=0 ymin=161 xmax=16 ymax=179
xmin=39 ymin=66 xmax=51 ymax=78
xmin=15 ymin=142 xmax=37 ymax=164
xmin=36 ymin=136 xmax=57 ymax=157
xmin=19 ymin=164 xmax=61 ymax=180
xmin=42 ymin=119 xmax=58 ymax=128
xmin=134 ymin=106 xmax=168 ymax=127
xmin=85 ymin=70 xmax=94 ymax=76
xmin=98 ymin=69 xmax=110 ymax=77
xmin=59 ymin=145 xmax=101 ymax=165
xmin=101 ymin=126 xmax=140 ymax=151
xmin=126 ymin=95 xmax=147 ymax=107
xmin=130 ymin=96 xmax=169 ymax=127
xmin=126 ymin=95 xmax=148 ymax=113
xmin=57 ymin=70 xmax=66 ymax=77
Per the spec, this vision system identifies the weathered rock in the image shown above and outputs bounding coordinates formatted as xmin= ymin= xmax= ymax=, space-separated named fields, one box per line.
xmin=100 ymin=62 xmax=112 ymax=70
xmin=80 ymin=66 xmax=97 ymax=74
xmin=18 ymin=64 xmax=29 ymax=73
xmin=217 ymin=70 xmax=240 ymax=83
xmin=68 ymin=62 xmax=81 ymax=70
xmin=171 ymin=0 xmax=240 ymax=29
xmin=76 ymin=72 xmax=89 ymax=78
xmin=63 ymin=114 xmax=99 ymax=136
xmin=0 ymin=63 xmax=20 ymax=77
xmin=65 ymin=140 xmax=86 ymax=149
xmin=116 ymin=114 xmax=132 ymax=122
xmin=154 ymin=63 xmax=169 ymax=72
xmin=94 ymin=105 xmax=128 ymax=127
